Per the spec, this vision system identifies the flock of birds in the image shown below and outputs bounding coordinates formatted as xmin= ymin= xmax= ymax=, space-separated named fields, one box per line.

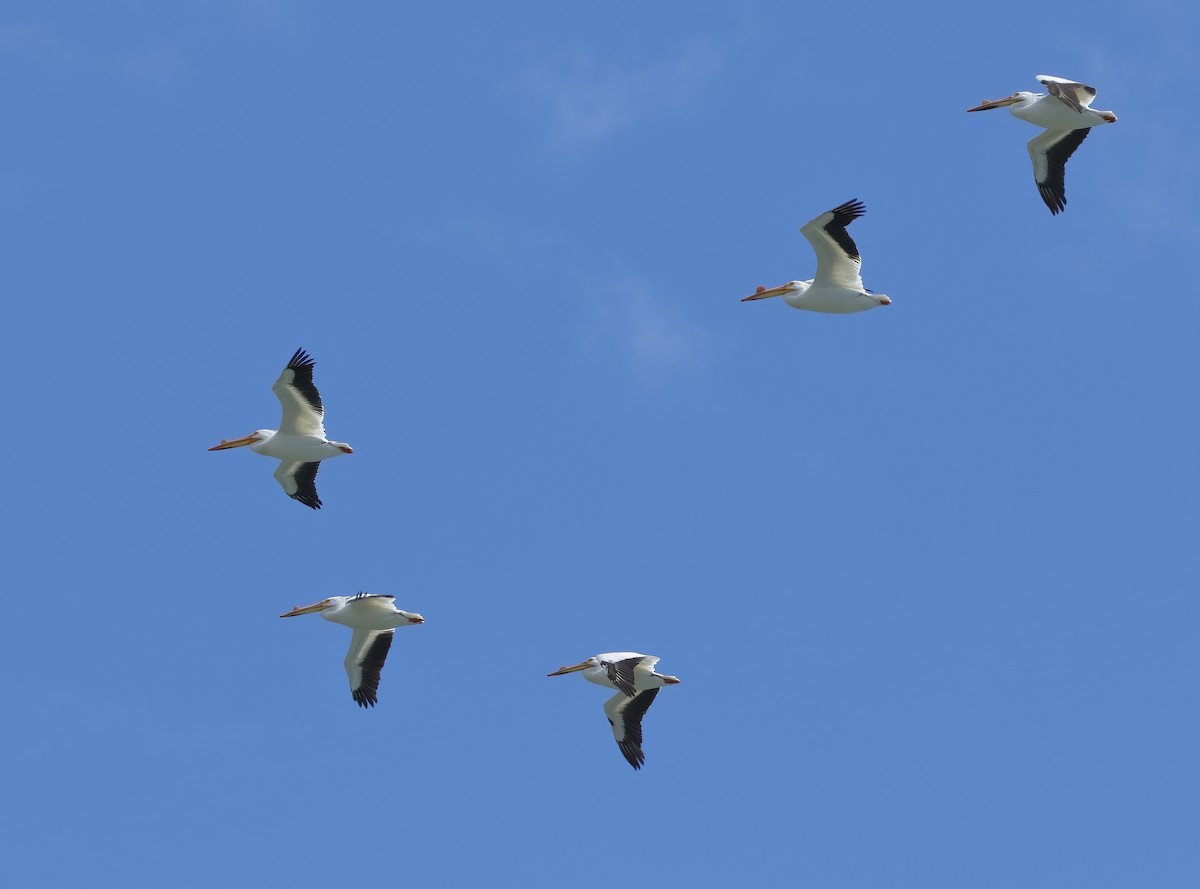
xmin=208 ymin=75 xmax=1116 ymax=770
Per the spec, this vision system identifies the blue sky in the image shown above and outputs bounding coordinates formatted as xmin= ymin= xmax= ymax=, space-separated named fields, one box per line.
xmin=3 ymin=2 xmax=1198 ymax=886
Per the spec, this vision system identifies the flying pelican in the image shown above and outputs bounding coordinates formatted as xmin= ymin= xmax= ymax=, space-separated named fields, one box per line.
xmin=967 ymin=75 xmax=1117 ymax=215
xmin=741 ymin=199 xmax=891 ymax=313
xmin=280 ymin=594 xmax=425 ymax=708
xmin=209 ymin=348 xmax=352 ymax=509
xmin=548 ymin=652 xmax=680 ymax=770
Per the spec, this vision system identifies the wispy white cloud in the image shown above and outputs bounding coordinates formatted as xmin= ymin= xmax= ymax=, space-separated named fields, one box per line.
xmin=1112 ymin=120 xmax=1200 ymax=248
xmin=395 ymin=206 xmax=553 ymax=272
xmin=513 ymin=38 xmax=721 ymax=150
xmin=577 ymin=268 xmax=711 ymax=382
xmin=1067 ymin=5 xmax=1200 ymax=246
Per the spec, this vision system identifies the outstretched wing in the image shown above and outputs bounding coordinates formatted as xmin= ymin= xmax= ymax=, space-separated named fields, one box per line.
xmin=1027 ymin=128 xmax=1091 ymax=215
xmin=605 ymin=656 xmax=646 ymax=698
xmin=345 ymin=629 xmax=394 ymax=708
xmin=1037 ymin=75 xmax=1098 ymax=112
xmin=603 ymin=688 xmax=660 ymax=770
xmin=272 ymin=348 xmax=326 ymax=437
xmin=273 ymin=461 xmax=322 ymax=509
xmin=800 ymin=199 xmax=867 ymax=290
xmin=349 ymin=592 xmax=397 ymax=610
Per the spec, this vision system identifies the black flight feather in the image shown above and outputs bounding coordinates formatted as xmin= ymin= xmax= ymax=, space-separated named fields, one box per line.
xmin=351 ymin=631 xmax=394 ymax=708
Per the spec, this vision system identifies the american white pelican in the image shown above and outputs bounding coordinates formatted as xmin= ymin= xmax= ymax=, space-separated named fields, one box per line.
xmin=741 ymin=199 xmax=891 ymax=313
xmin=968 ymin=75 xmax=1117 ymax=215
xmin=548 ymin=652 xmax=680 ymax=770
xmin=280 ymin=594 xmax=425 ymax=708
xmin=209 ymin=348 xmax=352 ymax=509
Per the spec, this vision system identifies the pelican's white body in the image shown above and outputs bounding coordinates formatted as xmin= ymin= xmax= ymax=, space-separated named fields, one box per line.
xmin=315 ymin=595 xmax=423 ymax=631
xmin=1007 ymin=91 xmax=1111 ymax=129
xmin=547 ymin=651 xmax=680 ymax=769
xmin=967 ymin=76 xmax=1116 ymax=215
xmin=209 ymin=349 xmax=352 ymax=508
xmin=248 ymin=431 xmax=349 ymax=463
xmin=577 ymin=652 xmax=676 ymax=692
xmin=280 ymin=593 xmax=424 ymax=708
xmin=743 ymin=199 xmax=889 ymax=314
xmin=777 ymin=282 xmax=885 ymax=314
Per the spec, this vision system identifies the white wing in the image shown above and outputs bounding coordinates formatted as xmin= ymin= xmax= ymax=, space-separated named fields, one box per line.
xmin=272 ymin=348 xmax=326 ymax=437
xmin=800 ymin=199 xmax=867 ymax=291
xmin=603 ymin=688 xmax=660 ymax=770
xmin=345 ymin=628 xmax=394 ymax=708
xmin=348 ymin=592 xmax=399 ymax=617
xmin=1027 ymin=127 xmax=1091 ymax=215
xmin=1036 ymin=75 xmax=1098 ymax=112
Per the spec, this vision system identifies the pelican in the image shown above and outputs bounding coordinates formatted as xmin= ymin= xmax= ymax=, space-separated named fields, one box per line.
xmin=280 ymin=594 xmax=425 ymax=708
xmin=741 ymin=199 xmax=891 ymax=313
xmin=548 ymin=652 xmax=680 ymax=770
xmin=209 ymin=348 xmax=352 ymax=509
xmin=968 ymin=75 xmax=1117 ymax=215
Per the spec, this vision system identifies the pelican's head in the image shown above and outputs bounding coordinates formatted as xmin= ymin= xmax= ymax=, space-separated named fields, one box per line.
xmin=966 ymin=91 xmax=1036 ymax=113
xmin=741 ymin=281 xmax=805 ymax=302
xmin=208 ymin=429 xmax=274 ymax=451
xmin=547 ymin=656 xmax=600 ymax=677
xmin=279 ymin=596 xmax=345 ymax=618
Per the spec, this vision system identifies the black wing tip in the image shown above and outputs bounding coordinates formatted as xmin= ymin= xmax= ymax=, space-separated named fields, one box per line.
xmin=282 ymin=350 xmax=324 ymax=414
xmin=350 ymin=633 xmax=393 ymax=709
xmin=1037 ymin=183 xmax=1067 ymax=215
xmin=829 ymin=198 xmax=867 ymax=222
xmin=618 ymin=741 xmax=646 ymax=770
xmin=287 ymin=348 xmax=316 ymax=371
xmin=822 ymin=201 xmax=864 ymax=261
xmin=614 ymin=687 xmax=660 ymax=769
xmin=288 ymin=462 xmax=323 ymax=508
xmin=1034 ymin=128 xmax=1089 ymax=215
xmin=1036 ymin=182 xmax=1065 ymax=213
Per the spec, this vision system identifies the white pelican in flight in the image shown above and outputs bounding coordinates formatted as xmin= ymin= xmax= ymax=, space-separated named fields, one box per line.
xmin=741 ymin=199 xmax=891 ymax=313
xmin=280 ymin=594 xmax=425 ymax=708
xmin=968 ymin=75 xmax=1117 ymax=215
xmin=209 ymin=348 xmax=352 ymax=509
xmin=548 ymin=652 xmax=680 ymax=770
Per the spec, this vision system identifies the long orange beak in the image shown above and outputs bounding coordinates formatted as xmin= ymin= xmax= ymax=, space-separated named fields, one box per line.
xmin=209 ymin=434 xmax=258 ymax=451
xmin=547 ymin=661 xmax=591 ymax=677
xmin=279 ymin=601 xmax=326 ymax=618
xmin=967 ymin=96 xmax=1018 ymax=112
xmin=741 ymin=283 xmax=790 ymax=302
